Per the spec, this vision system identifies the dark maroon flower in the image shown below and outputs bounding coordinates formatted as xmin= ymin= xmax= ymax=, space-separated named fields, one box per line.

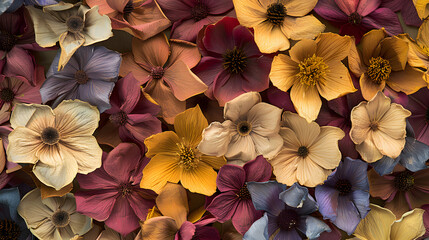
xmin=407 ymin=88 xmax=429 ymax=146
xmin=381 ymin=0 xmax=422 ymax=27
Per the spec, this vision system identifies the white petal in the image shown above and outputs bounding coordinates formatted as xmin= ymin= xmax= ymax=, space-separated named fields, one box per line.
xmin=198 ymin=121 xmax=234 ymax=157
xmin=224 ymin=92 xmax=261 ymax=122
xmin=225 ymin=134 xmax=257 ymax=163
xmin=250 ymin=132 xmax=283 ymax=159
xmin=248 ymin=102 xmax=282 ymax=136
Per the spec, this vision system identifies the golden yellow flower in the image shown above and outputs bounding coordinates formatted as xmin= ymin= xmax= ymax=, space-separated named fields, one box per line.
xmin=269 ymin=111 xmax=344 ymax=187
xmin=270 ymin=33 xmax=357 ymax=122
xmin=413 ymin=0 xmax=429 ymax=19
xmin=141 ymin=106 xmax=226 ymax=195
xmin=350 ymin=92 xmax=411 ymax=163
xmin=233 ymin=0 xmax=325 ymax=53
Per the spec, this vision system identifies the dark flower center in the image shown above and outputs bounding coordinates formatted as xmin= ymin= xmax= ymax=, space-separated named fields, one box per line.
xmin=297 ymin=146 xmax=309 ymax=158
xmin=41 ymin=127 xmax=60 ymax=145
xmin=75 ymin=70 xmax=89 ymax=85
xmin=394 ymin=171 xmax=415 ymax=192
xmin=123 ymin=1 xmax=134 ymax=20
xmin=223 ymin=47 xmax=247 ymax=74
xmin=51 ymin=210 xmax=70 ymax=228
xmin=66 ymin=15 xmax=84 ymax=33
xmin=178 ymin=144 xmax=199 ymax=170
xmin=0 ymin=88 xmax=15 ymax=102
xmin=348 ymin=12 xmax=362 ymax=25
xmin=237 ymin=121 xmax=252 ymax=136
xmin=0 ymin=219 xmax=20 ymax=240
xmin=367 ymin=57 xmax=391 ymax=84
xmin=0 ymin=31 xmax=17 ymax=52
xmin=370 ymin=121 xmax=379 ymax=131
xmin=109 ymin=111 xmax=128 ymax=126
xmin=151 ymin=66 xmax=165 ymax=80
xmin=267 ymin=3 xmax=287 ymax=25
xmin=335 ymin=179 xmax=352 ymax=195
xmin=277 ymin=209 xmax=300 ymax=231
xmin=237 ymin=183 xmax=251 ymax=200
xmin=120 ymin=183 xmax=132 ymax=196
xmin=191 ymin=3 xmax=209 ymax=22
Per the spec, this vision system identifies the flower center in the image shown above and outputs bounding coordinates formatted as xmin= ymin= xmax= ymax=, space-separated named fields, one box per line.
xmin=237 ymin=121 xmax=252 ymax=136
xmin=75 ymin=70 xmax=88 ymax=84
xmin=297 ymin=54 xmax=328 ymax=86
xmin=41 ymin=127 xmax=60 ymax=145
xmin=119 ymin=183 xmax=132 ymax=197
xmin=123 ymin=1 xmax=134 ymax=20
xmin=151 ymin=66 xmax=165 ymax=80
xmin=369 ymin=121 xmax=379 ymax=131
xmin=66 ymin=15 xmax=84 ymax=33
xmin=276 ymin=209 xmax=299 ymax=231
xmin=51 ymin=210 xmax=70 ymax=228
xmin=109 ymin=111 xmax=128 ymax=126
xmin=348 ymin=12 xmax=362 ymax=25
xmin=0 ymin=31 xmax=17 ymax=52
xmin=394 ymin=171 xmax=415 ymax=192
xmin=0 ymin=219 xmax=20 ymax=240
xmin=335 ymin=179 xmax=352 ymax=195
xmin=266 ymin=3 xmax=286 ymax=26
xmin=191 ymin=3 xmax=209 ymax=22
xmin=177 ymin=144 xmax=199 ymax=170
xmin=367 ymin=57 xmax=391 ymax=84
xmin=223 ymin=46 xmax=247 ymax=74
xmin=0 ymin=88 xmax=14 ymax=102
xmin=297 ymin=146 xmax=309 ymax=158
xmin=236 ymin=183 xmax=251 ymax=200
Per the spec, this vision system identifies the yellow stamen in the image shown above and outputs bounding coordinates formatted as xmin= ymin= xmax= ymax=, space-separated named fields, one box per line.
xmin=297 ymin=54 xmax=328 ymax=86
xmin=367 ymin=57 xmax=391 ymax=84
xmin=177 ymin=143 xmax=199 ymax=170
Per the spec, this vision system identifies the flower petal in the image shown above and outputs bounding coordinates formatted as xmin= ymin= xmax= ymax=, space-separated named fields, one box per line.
xmin=290 ymin=83 xmax=322 ymax=122
xmin=156 ymin=182 xmax=189 ymax=228
xmin=216 ymin=164 xmax=245 ymax=192
xmin=232 ymin=0 xmax=266 ymax=27
xmin=354 ymin=204 xmax=395 ymax=240
xmin=281 ymin=15 xmax=325 ymax=41
xmin=139 ymin=216 xmax=178 ymax=240
xmin=198 ymin=121 xmax=234 ymax=157
xmin=180 ymin=162 xmax=218 ymax=196
xmin=254 ymin=22 xmax=290 ymax=53
xmin=174 ymin=105 xmax=208 ymax=147
xmin=141 ymin=153 xmax=181 ymax=194
xmin=308 ymin=126 xmax=344 ymax=169
xmin=247 ymin=181 xmax=286 ymax=216
xmin=391 ymin=208 xmax=426 ymax=240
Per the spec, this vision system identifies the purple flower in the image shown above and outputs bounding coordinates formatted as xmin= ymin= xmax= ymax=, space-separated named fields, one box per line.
xmin=315 ymin=157 xmax=370 ymax=235
xmin=381 ymin=0 xmax=422 ymax=27
xmin=0 ymin=187 xmax=31 ymax=240
xmin=40 ymin=46 xmax=121 ymax=113
xmin=407 ymin=88 xmax=429 ymax=146
xmin=206 ymin=156 xmax=272 ymax=235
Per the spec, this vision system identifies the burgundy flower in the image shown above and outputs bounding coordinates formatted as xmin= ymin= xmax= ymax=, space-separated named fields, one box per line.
xmin=75 ymin=143 xmax=156 ymax=236
xmin=193 ymin=17 xmax=272 ymax=106
xmin=156 ymin=0 xmax=234 ymax=42
xmin=407 ymin=88 xmax=429 ymax=146
xmin=206 ymin=156 xmax=272 ymax=235
xmin=381 ymin=0 xmax=422 ymax=27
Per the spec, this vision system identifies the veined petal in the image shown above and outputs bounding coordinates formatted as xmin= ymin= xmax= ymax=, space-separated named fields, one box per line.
xmin=198 ymin=121 xmax=234 ymax=157
xmin=141 ymin=153 xmax=181 ymax=194
xmin=144 ymin=131 xmax=181 ymax=158
xmin=356 ymin=134 xmax=384 ymax=163
xmin=283 ymin=0 xmax=318 ymax=16
xmin=7 ymin=127 xmax=42 ymax=164
xmin=296 ymin=156 xmax=332 ymax=187
xmin=290 ymin=83 xmax=322 ymax=122
xmin=11 ymin=103 xmax=54 ymax=130
xmin=232 ymin=0 xmax=266 ymax=27
xmin=354 ymin=204 xmax=395 ymax=240
xmin=281 ymin=111 xmax=320 ymax=146
xmin=254 ymin=22 xmax=290 ymax=53
xmin=318 ymin=61 xmax=357 ymax=101
xmin=308 ymin=126 xmax=344 ymax=169
xmin=372 ymin=130 xmax=406 ymax=159
xmin=350 ymin=101 xmax=371 ymax=144
xmin=82 ymin=5 xmax=113 ymax=46
xmin=174 ymin=105 xmax=208 ymax=147
xmin=224 ymin=92 xmax=261 ymax=122
xmin=180 ymin=162 xmax=218 ymax=196
xmin=139 ymin=216 xmax=178 ymax=240
xmin=281 ymin=15 xmax=325 ymax=41
xmin=58 ymin=32 xmax=85 ymax=70
xmin=391 ymin=208 xmax=426 ymax=240
xmin=269 ymin=54 xmax=299 ymax=92
xmin=156 ymin=183 xmax=189 ymax=228
xmin=60 ymin=136 xmax=102 ymax=174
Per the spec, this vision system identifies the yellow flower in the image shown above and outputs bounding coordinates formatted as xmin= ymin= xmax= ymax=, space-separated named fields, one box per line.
xmin=233 ymin=0 xmax=325 ymax=53
xmin=350 ymin=92 xmax=411 ymax=163
xmin=7 ymin=100 xmax=102 ymax=190
xmin=270 ymin=33 xmax=357 ymax=122
xmin=141 ymin=106 xmax=226 ymax=195
xmin=269 ymin=111 xmax=344 ymax=187
xmin=354 ymin=204 xmax=425 ymax=240
xmin=413 ymin=0 xmax=429 ymax=19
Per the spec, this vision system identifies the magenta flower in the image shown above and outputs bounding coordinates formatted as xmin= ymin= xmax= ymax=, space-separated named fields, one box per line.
xmin=206 ymin=156 xmax=272 ymax=235
xmin=381 ymin=0 xmax=422 ymax=27
xmin=193 ymin=17 xmax=272 ymax=106
xmin=314 ymin=0 xmax=403 ymax=42
xmin=75 ymin=143 xmax=156 ymax=236
xmin=407 ymin=88 xmax=429 ymax=146
xmin=96 ymin=73 xmax=162 ymax=149
xmin=156 ymin=0 xmax=234 ymax=42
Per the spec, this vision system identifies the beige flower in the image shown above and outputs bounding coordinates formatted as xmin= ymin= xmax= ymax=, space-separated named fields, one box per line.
xmin=350 ymin=92 xmax=411 ymax=163
xmin=7 ymin=100 xmax=102 ymax=190
xmin=269 ymin=111 xmax=344 ymax=187
xmin=26 ymin=2 xmax=113 ymax=70
xmin=18 ymin=189 xmax=92 ymax=240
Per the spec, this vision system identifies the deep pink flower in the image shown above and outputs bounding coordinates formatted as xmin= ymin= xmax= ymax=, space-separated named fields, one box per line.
xmin=75 ymin=143 xmax=156 ymax=236
xmin=96 ymin=73 xmax=161 ymax=149
xmin=193 ymin=17 xmax=272 ymax=106
xmin=265 ymin=85 xmax=296 ymax=113
xmin=206 ymin=156 xmax=272 ymax=235
xmin=381 ymin=0 xmax=422 ymax=27
xmin=407 ymin=88 xmax=429 ymax=146
xmin=314 ymin=0 xmax=403 ymax=42
xmin=156 ymin=0 xmax=234 ymax=42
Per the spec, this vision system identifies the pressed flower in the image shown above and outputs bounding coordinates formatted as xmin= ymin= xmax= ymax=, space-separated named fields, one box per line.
xmin=78 ymin=225 xmax=136 ymax=240
xmin=407 ymin=88 xmax=429 ymax=146
xmin=7 ymin=100 xmax=102 ymax=190
xmin=381 ymin=0 xmax=422 ymax=27
xmin=315 ymin=157 xmax=370 ymax=235
xmin=270 ymin=111 xmax=344 ymax=187
xmin=369 ymin=167 xmax=429 ymax=218
xmin=40 ymin=46 xmax=121 ymax=113
xmin=233 ymin=0 xmax=325 ymax=53
xmin=206 ymin=156 xmax=272 ymax=235
xmin=198 ymin=92 xmax=283 ymax=165
xmin=244 ymin=181 xmax=330 ymax=240
xmin=265 ymin=85 xmax=296 ymax=113
xmin=354 ymin=204 xmax=425 ymax=240
xmin=414 ymin=0 xmax=429 ymax=19
xmin=193 ymin=17 xmax=272 ymax=106
xmin=86 ymin=0 xmax=171 ymax=40
xmin=75 ymin=143 xmax=156 ymax=236
xmin=349 ymin=28 xmax=426 ymax=101
xmin=0 ymin=187 xmax=31 ymax=240
xmin=420 ymin=204 xmax=429 ymax=238
xmin=26 ymin=2 xmax=113 ymax=70
xmin=157 ymin=0 xmax=234 ymax=42
xmin=0 ymin=105 xmax=20 ymax=174
xmin=270 ymin=33 xmax=357 ymax=122
xmin=18 ymin=189 xmax=92 ymax=240
xmin=120 ymin=33 xmax=207 ymax=123
xmin=350 ymin=91 xmax=411 ymax=163
xmin=314 ymin=0 xmax=403 ymax=43
xmin=141 ymin=105 xmax=225 ymax=195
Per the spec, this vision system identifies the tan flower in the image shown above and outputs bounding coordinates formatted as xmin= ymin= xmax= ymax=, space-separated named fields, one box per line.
xmin=7 ymin=100 xmax=102 ymax=190
xmin=233 ymin=0 xmax=325 ymax=53
xmin=270 ymin=33 xmax=357 ymax=122
xmin=269 ymin=111 xmax=344 ymax=187
xmin=18 ymin=189 xmax=92 ymax=240
xmin=26 ymin=2 xmax=113 ymax=70
xmin=350 ymin=92 xmax=411 ymax=163
xmin=413 ymin=0 xmax=429 ymax=19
